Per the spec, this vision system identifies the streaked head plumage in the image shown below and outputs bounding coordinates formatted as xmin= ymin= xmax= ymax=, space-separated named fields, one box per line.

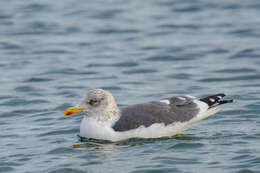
xmin=79 ymin=89 xmax=119 ymax=121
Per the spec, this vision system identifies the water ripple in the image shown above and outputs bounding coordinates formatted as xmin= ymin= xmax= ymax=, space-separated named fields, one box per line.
xmin=38 ymin=128 xmax=79 ymax=137
xmin=0 ymin=98 xmax=49 ymax=107
xmin=198 ymin=75 xmax=260 ymax=82
xmin=214 ymin=68 xmax=257 ymax=73
xmin=230 ymin=49 xmax=260 ymax=59
xmin=122 ymin=68 xmax=157 ymax=74
xmin=46 ymin=68 xmax=99 ymax=75
xmin=169 ymin=142 xmax=204 ymax=150
xmin=47 ymin=147 xmax=75 ymax=154
xmin=0 ymin=167 xmax=14 ymax=172
xmin=86 ymin=61 xmax=139 ymax=68
xmin=24 ymin=77 xmax=53 ymax=83
xmin=49 ymin=168 xmax=85 ymax=173
xmin=95 ymin=28 xmax=139 ymax=35
xmin=144 ymin=55 xmax=190 ymax=62
xmin=0 ymin=42 xmax=23 ymax=50
xmin=32 ymin=49 xmax=72 ymax=55
xmin=152 ymin=156 xmax=200 ymax=165
xmin=92 ymin=9 xmax=122 ymax=19
xmin=15 ymin=86 xmax=43 ymax=92
xmin=235 ymin=170 xmax=255 ymax=173
xmin=21 ymin=3 xmax=51 ymax=13
xmin=172 ymin=4 xmax=201 ymax=13
xmin=159 ymin=24 xmax=200 ymax=30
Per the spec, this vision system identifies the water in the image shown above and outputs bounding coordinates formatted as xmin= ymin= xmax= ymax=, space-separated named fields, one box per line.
xmin=1 ymin=0 xmax=260 ymax=172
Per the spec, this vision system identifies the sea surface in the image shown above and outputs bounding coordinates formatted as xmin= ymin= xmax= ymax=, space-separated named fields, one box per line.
xmin=1 ymin=0 xmax=260 ymax=172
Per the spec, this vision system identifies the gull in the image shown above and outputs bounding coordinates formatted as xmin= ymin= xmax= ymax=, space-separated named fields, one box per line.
xmin=64 ymin=89 xmax=233 ymax=141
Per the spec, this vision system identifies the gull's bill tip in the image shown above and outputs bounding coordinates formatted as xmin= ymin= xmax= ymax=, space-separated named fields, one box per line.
xmin=64 ymin=107 xmax=83 ymax=116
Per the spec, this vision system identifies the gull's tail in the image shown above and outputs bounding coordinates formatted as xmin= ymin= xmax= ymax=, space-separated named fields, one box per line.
xmin=200 ymin=93 xmax=233 ymax=108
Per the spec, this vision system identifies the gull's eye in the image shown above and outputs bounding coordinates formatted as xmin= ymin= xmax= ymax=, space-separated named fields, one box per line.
xmin=88 ymin=99 xmax=99 ymax=106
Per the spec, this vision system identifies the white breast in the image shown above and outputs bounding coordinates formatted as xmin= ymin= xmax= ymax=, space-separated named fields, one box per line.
xmin=80 ymin=116 xmax=117 ymax=141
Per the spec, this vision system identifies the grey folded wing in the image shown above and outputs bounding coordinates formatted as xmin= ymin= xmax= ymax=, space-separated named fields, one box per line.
xmin=112 ymin=96 xmax=200 ymax=132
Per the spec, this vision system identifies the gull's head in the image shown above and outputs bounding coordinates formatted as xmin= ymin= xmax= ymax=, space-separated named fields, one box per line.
xmin=64 ymin=89 xmax=119 ymax=120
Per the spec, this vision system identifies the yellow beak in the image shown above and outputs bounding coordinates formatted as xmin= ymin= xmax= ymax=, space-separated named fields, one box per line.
xmin=64 ymin=107 xmax=83 ymax=116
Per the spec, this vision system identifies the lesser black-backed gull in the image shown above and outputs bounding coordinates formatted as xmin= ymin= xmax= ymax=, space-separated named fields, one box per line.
xmin=64 ymin=89 xmax=233 ymax=141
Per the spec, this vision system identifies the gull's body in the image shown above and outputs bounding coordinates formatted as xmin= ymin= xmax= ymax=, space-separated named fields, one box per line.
xmin=65 ymin=89 xmax=233 ymax=141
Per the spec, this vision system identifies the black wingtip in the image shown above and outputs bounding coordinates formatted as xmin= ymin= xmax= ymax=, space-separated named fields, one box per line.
xmin=219 ymin=99 xmax=233 ymax=105
xmin=200 ymin=93 xmax=233 ymax=107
